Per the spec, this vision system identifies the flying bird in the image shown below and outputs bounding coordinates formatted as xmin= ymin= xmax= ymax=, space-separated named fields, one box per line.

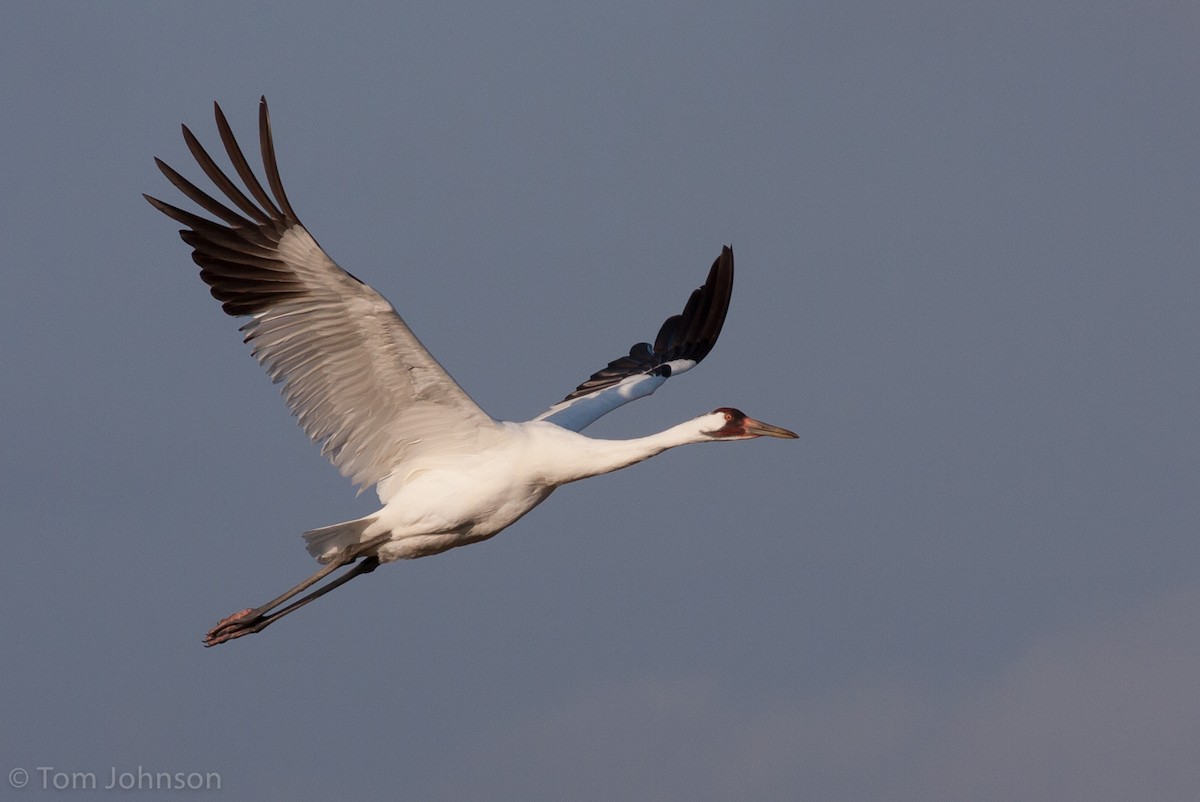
xmin=146 ymin=98 xmax=797 ymax=646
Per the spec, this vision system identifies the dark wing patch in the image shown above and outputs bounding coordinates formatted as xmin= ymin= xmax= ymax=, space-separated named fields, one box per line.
xmin=143 ymin=98 xmax=314 ymax=317
xmin=561 ymin=246 xmax=734 ymax=402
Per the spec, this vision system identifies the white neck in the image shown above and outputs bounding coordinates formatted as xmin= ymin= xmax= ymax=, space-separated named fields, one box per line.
xmin=533 ymin=417 xmax=715 ymax=486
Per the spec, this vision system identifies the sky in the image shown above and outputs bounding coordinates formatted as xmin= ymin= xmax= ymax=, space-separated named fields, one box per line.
xmin=1 ymin=2 xmax=1197 ymax=799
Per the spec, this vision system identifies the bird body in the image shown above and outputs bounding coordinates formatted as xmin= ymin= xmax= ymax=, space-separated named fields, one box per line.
xmin=146 ymin=98 xmax=797 ymax=645
xmin=313 ymin=412 xmax=754 ymax=563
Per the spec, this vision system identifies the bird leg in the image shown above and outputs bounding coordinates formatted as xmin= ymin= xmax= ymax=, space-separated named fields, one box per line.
xmin=203 ymin=535 xmax=389 ymax=647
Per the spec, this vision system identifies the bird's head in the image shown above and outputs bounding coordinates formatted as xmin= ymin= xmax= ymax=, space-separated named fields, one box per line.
xmin=700 ymin=407 xmax=798 ymax=440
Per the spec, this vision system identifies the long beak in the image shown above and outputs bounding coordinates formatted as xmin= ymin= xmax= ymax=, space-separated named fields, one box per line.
xmin=743 ymin=416 xmax=799 ymax=439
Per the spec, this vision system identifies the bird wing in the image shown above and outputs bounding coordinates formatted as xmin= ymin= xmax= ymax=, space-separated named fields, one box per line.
xmin=145 ymin=98 xmax=498 ymax=495
xmin=535 ymin=246 xmax=734 ymax=432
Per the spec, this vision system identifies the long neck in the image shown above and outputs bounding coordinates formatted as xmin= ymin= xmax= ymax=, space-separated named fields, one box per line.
xmin=537 ymin=418 xmax=712 ymax=486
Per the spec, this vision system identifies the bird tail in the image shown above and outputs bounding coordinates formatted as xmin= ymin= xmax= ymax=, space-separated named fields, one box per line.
xmin=302 ymin=516 xmax=377 ymax=563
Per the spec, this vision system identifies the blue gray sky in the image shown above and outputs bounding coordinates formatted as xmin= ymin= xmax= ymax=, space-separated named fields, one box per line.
xmin=2 ymin=2 xmax=1197 ymax=800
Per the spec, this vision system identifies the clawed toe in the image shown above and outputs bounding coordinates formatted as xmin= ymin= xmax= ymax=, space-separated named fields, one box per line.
xmin=203 ymin=608 xmax=264 ymax=647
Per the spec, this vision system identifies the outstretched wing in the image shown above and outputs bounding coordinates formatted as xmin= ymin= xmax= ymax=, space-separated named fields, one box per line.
xmin=146 ymin=98 xmax=499 ymax=494
xmin=535 ymin=247 xmax=734 ymax=432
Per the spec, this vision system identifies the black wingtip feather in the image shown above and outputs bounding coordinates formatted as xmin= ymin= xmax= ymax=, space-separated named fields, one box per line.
xmin=215 ymin=100 xmax=283 ymax=221
xmin=258 ymin=97 xmax=300 ymax=223
xmin=148 ymin=100 xmax=311 ymax=318
xmin=561 ymin=246 xmax=734 ymax=402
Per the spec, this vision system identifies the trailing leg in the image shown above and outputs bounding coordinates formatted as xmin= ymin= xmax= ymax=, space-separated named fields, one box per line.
xmin=203 ymin=534 xmax=389 ymax=647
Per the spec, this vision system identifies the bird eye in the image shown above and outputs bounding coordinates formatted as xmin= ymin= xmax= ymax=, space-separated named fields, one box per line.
xmin=724 ymin=412 xmax=732 ymax=421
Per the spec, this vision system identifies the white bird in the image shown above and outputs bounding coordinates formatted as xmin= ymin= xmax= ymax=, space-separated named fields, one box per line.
xmin=146 ymin=98 xmax=797 ymax=646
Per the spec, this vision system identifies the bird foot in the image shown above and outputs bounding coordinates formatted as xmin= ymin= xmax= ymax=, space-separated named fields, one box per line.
xmin=203 ymin=608 xmax=264 ymax=647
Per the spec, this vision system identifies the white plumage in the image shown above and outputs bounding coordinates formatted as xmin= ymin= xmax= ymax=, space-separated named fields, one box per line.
xmin=146 ymin=98 xmax=797 ymax=646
